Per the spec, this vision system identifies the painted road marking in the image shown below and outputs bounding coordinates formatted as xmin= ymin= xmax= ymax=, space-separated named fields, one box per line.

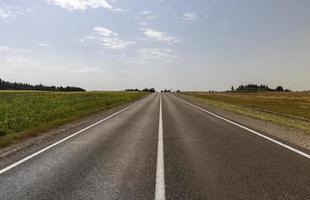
xmin=0 ymin=96 xmax=149 ymax=175
xmin=155 ymin=93 xmax=166 ymax=200
xmin=175 ymin=95 xmax=310 ymax=159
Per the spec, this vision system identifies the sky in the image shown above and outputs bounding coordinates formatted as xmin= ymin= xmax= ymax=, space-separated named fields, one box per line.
xmin=0 ymin=0 xmax=309 ymax=91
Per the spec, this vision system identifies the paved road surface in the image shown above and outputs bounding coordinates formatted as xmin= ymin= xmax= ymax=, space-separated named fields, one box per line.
xmin=0 ymin=93 xmax=309 ymax=199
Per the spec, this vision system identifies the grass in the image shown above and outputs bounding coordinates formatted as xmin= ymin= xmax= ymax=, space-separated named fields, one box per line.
xmin=0 ymin=91 xmax=147 ymax=147
xmin=181 ymin=91 xmax=310 ymax=133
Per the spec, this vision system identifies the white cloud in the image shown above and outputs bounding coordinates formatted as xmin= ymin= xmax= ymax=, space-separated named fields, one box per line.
xmin=46 ymin=0 xmax=112 ymax=10
xmin=0 ymin=5 xmax=29 ymax=22
xmin=82 ymin=27 xmax=135 ymax=49
xmin=140 ymin=11 xmax=152 ymax=15
xmin=137 ymin=48 xmax=177 ymax=63
xmin=93 ymin=27 xmax=115 ymax=36
xmin=74 ymin=66 xmax=102 ymax=74
xmin=142 ymin=28 xmax=180 ymax=44
xmin=134 ymin=10 xmax=157 ymax=20
xmin=37 ymin=43 xmax=52 ymax=48
xmin=0 ymin=46 xmax=49 ymax=71
xmin=140 ymin=21 xmax=148 ymax=26
xmin=142 ymin=11 xmax=157 ymax=20
xmin=182 ymin=12 xmax=201 ymax=22
xmin=0 ymin=46 xmax=31 ymax=54
xmin=135 ymin=11 xmax=156 ymax=27
xmin=0 ymin=56 xmax=44 ymax=67
xmin=0 ymin=46 xmax=11 ymax=51
xmin=112 ymin=8 xmax=130 ymax=14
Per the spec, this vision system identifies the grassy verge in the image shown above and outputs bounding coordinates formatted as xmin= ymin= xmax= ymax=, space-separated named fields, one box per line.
xmin=181 ymin=92 xmax=310 ymax=134
xmin=0 ymin=91 xmax=147 ymax=147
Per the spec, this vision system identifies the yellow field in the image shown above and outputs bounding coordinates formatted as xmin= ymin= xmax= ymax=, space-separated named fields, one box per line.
xmin=182 ymin=91 xmax=310 ymax=133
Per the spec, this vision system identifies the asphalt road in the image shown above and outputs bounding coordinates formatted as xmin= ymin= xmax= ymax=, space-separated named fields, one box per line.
xmin=0 ymin=93 xmax=309 ymax=200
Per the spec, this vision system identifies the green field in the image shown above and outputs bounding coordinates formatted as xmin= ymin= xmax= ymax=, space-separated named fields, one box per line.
xmin=181 ymin=91 xmax=310 ymax=133
xmin=0 ymin=91 xmax=147 ymax=147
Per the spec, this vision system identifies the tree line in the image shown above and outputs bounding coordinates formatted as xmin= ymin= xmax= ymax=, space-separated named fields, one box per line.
xmin=0 ymin=78 xmax=85 ymax=92
xmin=231 ymin=84 xmax=290 ymax=92
xmin=125 ymin=88 xmax=156 ymax=93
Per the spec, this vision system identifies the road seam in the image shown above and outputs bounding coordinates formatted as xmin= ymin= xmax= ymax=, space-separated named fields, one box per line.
xmin=175 ymin=95 xmax=310 ymax=159
xmin=155 ymin=93 xmax=166 ymax=200
xmin=0 ymin=96 xmax=149 ymax=175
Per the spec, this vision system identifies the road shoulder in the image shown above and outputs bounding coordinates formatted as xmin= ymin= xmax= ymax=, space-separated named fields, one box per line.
xmin=175 ymin=93 xmax=310 ymax=152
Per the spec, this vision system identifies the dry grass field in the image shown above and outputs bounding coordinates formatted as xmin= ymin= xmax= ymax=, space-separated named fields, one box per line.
xmin=181 ymin=91 xmax=310 ymax=133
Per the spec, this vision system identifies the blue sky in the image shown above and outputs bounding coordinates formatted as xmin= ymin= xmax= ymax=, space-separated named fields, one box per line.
xmin=0 ymin=0 xmax=309 ymax=91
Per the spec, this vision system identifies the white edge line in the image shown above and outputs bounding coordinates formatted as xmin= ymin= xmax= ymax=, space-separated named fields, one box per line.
xmin=174 ymin=95 xmax=310 ymax=159
xmin=155 ymin=93 xmax=166 ymax=200
xmin=0 ymin=96 xmax=149 ymax=175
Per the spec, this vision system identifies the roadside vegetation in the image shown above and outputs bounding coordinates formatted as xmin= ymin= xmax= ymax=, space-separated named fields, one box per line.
xmin=181 ymin=91 xmax=310 ymax=134
xmin=0 ymin=91 xmax=147 ymax=147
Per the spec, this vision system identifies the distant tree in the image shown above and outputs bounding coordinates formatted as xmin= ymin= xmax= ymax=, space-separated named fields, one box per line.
xmin=231 ymin=86 xmax=235 ymax=92
xmin=275 ymin=86 xmax=284 ymax=92
xmin=0 ymin=78 xmax=85 ymax=92
xmin=163 ymin=89 xmax=171 ymax=93
xmin=142 ymin=88 xmax=156 ymax=93
xmin=125 ymin=88 xmax=140 ymax=92
xmin=176 ymin=90 xmax=180 ymax=93
xmin=236 ymin=84 xmax=272 ymax=92
xmin=233 ymin=83 xmax=292 ymax=92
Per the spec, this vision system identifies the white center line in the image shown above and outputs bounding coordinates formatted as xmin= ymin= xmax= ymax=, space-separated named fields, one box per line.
xmin=0 ymin=96 xmax=149 ymax=175
xmin=155 ymin=93 xmax=166 ymax=200
xmin=175 ymin=95 xmax=310 ymax=159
